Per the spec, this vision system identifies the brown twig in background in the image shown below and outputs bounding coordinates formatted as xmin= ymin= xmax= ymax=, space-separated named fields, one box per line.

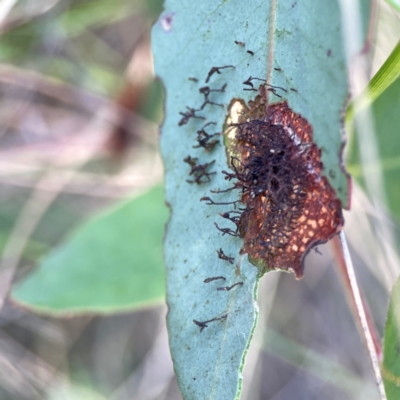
xmin=332 ymin=232 xmax=386 ymax=400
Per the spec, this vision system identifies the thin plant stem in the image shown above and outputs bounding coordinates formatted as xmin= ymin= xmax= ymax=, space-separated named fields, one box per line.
xmin=336 ymin=231 xmax=386 ymax=400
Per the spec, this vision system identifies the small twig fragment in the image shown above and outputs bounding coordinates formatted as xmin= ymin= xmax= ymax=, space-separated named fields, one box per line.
xmin=204 ymin=276 xmax=226 ymax=283
xmin=193 ymin=313 xmax=228 ymax=332
xmin=217 ymin=248 xmax=234 ymax=264
xmin=217 ymin=282 xmax=244 ymax=292
xmin=205 ymin=65 xmax=235 ymax=83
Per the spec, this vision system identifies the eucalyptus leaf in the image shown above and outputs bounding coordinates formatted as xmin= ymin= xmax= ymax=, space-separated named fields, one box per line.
xmin=11 ymin=185 xmax=167 ymax=314
xmin=152 ymin=1 xmax=371 ymax=399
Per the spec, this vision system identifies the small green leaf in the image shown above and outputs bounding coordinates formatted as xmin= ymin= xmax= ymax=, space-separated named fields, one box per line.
xmin=346 ymin=41 xmax=400 ymax=125
xmin=11 ymin=185 xmax=168 ymax=314
xmin=382 ymin=276 xmax=400 ymax=399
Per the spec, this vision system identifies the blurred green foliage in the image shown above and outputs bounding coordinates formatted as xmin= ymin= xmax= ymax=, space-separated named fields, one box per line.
xmin=383 ymin=276 xmax=400 ymax=399
xmin=12 ymin=186 xmax=168 ymax=313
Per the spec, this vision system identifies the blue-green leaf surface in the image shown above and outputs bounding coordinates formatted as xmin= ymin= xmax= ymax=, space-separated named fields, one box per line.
xmin=11 ymin=186 xmax=167 ymax=314
xmin=152 ymin=1 xmax=371 ymax=399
